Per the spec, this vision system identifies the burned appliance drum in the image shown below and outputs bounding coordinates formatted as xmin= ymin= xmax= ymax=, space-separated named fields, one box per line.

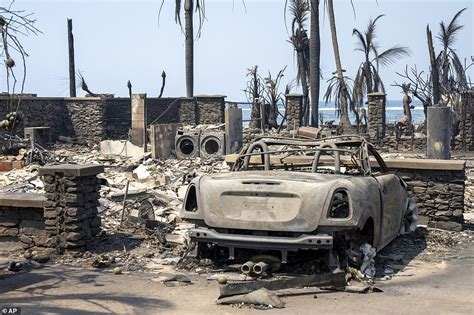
xmin=175 ymin=130 xmax=201 ymax=159
xmin=200 ymin=131 xmax=225 ymax=159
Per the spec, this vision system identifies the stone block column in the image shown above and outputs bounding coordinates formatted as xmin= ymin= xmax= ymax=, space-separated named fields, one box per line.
xmin=179 ymin=97 xmax=196 ymax=125
xmin=367 ymin=92 xmax=386 ymax=140
xmin=285 ymin=94 xmax=303 ymax=130
xmin=39 ymin=164 xmax=104 ymax=253
xmin=131 ymin=94 xmax=147 ymax=148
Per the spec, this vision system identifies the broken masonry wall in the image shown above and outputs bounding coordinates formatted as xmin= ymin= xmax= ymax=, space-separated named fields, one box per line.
xmin=0 ymin=95 xmax=226 ymax=145
xmin=0 ymin=96 xmax=73 ymax=141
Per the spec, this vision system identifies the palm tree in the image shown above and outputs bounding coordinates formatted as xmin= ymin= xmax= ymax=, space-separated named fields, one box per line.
xmin=326 ymin=0 xmax=351 ymax=129
xmin=436 ymin=8 xmax=468 ymax=97
xmin=288 ymin=0 xmax=310 ymax=126
xmin=309 ymin=0 xmax=320 ymax=127
xmin=352 ymin=15 xmax=410 ymax=108
xmin=162 ymin=0 xmax=206 ymax=97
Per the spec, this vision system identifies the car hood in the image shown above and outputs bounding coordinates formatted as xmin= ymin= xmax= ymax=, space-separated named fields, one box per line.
xmin=196 ymin=171 xmax=356 ymax=232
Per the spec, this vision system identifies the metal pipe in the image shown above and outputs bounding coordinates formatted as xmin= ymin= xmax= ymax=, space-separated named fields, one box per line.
xmin=252 ymin=262 xmax=269 ymax=275
xmin=241 ymin=261 xmax=255 ymax=275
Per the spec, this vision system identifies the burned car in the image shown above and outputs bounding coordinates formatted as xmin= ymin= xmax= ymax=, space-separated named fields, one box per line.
xmin=180 ymin=136 xmax=417 ymax=269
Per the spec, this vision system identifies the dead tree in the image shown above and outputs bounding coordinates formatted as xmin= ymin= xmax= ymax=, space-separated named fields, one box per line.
xmin=67 ymin=18 xmax=76 ymax=97
xmin=244 ymin=66 xmax=265 ymax=129
xmin=394 ymin=66 xmax=433 ymax=122
xmin=263 ymin=66 xmax=287 ymax=130
xmin=0 ymin=4 xmax=40 ymax=134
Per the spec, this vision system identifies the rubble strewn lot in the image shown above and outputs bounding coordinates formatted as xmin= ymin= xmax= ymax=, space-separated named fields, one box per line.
xmin=0 ymin=143 xmax=473 ymax=311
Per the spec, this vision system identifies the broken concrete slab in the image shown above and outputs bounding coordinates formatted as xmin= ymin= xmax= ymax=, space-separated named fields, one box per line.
xmin=0 ymin=193 xmax=46 ymax=208
xmin=100 ymin=140 xmax=145 ymax=160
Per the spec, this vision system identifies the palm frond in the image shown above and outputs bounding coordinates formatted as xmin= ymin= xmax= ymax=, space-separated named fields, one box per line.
xmin=352 ymin=28 xmax=367 ymax=54
xmin=436 ymin=8 xmax=467 ymax=50
xmin=376 ymin=46 xmax=410 ymax=66
xmin=365 ymin=14 xmax=384 ymax=51
xmin=451 ymin=50 xmax=468 ymax=88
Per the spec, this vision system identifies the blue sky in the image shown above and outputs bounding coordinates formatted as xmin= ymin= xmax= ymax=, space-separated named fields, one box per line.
xmin=3 ymin=0 xmax=473 ymax=102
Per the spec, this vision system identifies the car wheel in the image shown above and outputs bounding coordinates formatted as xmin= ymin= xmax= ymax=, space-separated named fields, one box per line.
xmin=400 ymin=198 xmax=418 ymax=234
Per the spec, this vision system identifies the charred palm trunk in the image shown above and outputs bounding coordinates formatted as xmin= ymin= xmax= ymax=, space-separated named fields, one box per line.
xmin=298 ymin=49 xmax=310 ymax=126
xmin=426 ymin=26 xmax=440 ymax=105
xmin=327 ymin=0 xmax=351 ymax=128
xmin=364 ymin=56 xmax=373 ymax=94
xmin=250 ymin=73 xmax=261 ymax=129
xmin=67 ymin=18 xmax=76 ymax=97
xmin=184 ymin=0 xmax=194 ymax=97
xmin=268 ymin=98 xmax=278 ymax=129
xmin=310 ymin=0 xmax=320 ymax=127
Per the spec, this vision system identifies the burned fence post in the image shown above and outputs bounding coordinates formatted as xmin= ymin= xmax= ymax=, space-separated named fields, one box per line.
xmin=285 ymin=94 xmax=304 ymax=130
xmin=367 ymin=92 xmax=387 ymax=141
xmin=131 ymin=93 xmax=147 ymax=149
xmin=39 ymin=164 xmax=104 ymax=253
xmin=67 ymin=18 xmax=76 ymax=97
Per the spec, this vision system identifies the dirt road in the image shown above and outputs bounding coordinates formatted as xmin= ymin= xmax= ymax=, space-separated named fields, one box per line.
xmin=1 ymin=241 xmax=473 ymax=314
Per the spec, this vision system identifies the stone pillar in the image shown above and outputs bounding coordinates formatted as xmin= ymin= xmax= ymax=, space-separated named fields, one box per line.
xmin=179 ymin=97 xmax=196 ymax=126
xmin=39 ymin=164 xmax=104 ymax=253
xmin=461 ymin=91 xmax=474 ymax=151
xmin=367 ymin=92 xmax=386 ymax=140
xmin=427 ymin=107 xmax=452 ymax=159
xmin=225 ymin=104 xmax=243 ymax=154
xmin=131 ymin=94 xmax=147 ymax=148
xmin=286 ymin=94 xmax=303 ymax=130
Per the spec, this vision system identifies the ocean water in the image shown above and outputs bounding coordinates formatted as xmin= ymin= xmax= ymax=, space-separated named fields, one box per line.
xmin=240 ymin=100 xmax=425 ymax=127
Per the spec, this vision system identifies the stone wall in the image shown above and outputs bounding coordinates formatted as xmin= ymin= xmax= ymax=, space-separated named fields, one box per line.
xmin=367 ymin=92 xmax=386 ymax=140
xmin=40 ymin=165 xmax=103 ymax=253
xmin=196 ymin=96 xmax=225 ymax=125
xmin=0 ymin=206 xmax=46 ymax=249
xmin=65 ymin=98 xmax=106 ymax=145
xmin=465 ymin=160 xmax=473 ymax=215
xmin=453 ymin=91 xmax=474 ymax=151
xmin=285 ymin=94 xmax=303 ymax=130
xmin=394 ymin=168 xmax=465 ymax=230
xmin=179 ymin=98 xmax=196 ymax=126
xmin=378 ymin=135 xmax=427 ymax=152
xmin=0 ymin=95 xmax=226 ymax=145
